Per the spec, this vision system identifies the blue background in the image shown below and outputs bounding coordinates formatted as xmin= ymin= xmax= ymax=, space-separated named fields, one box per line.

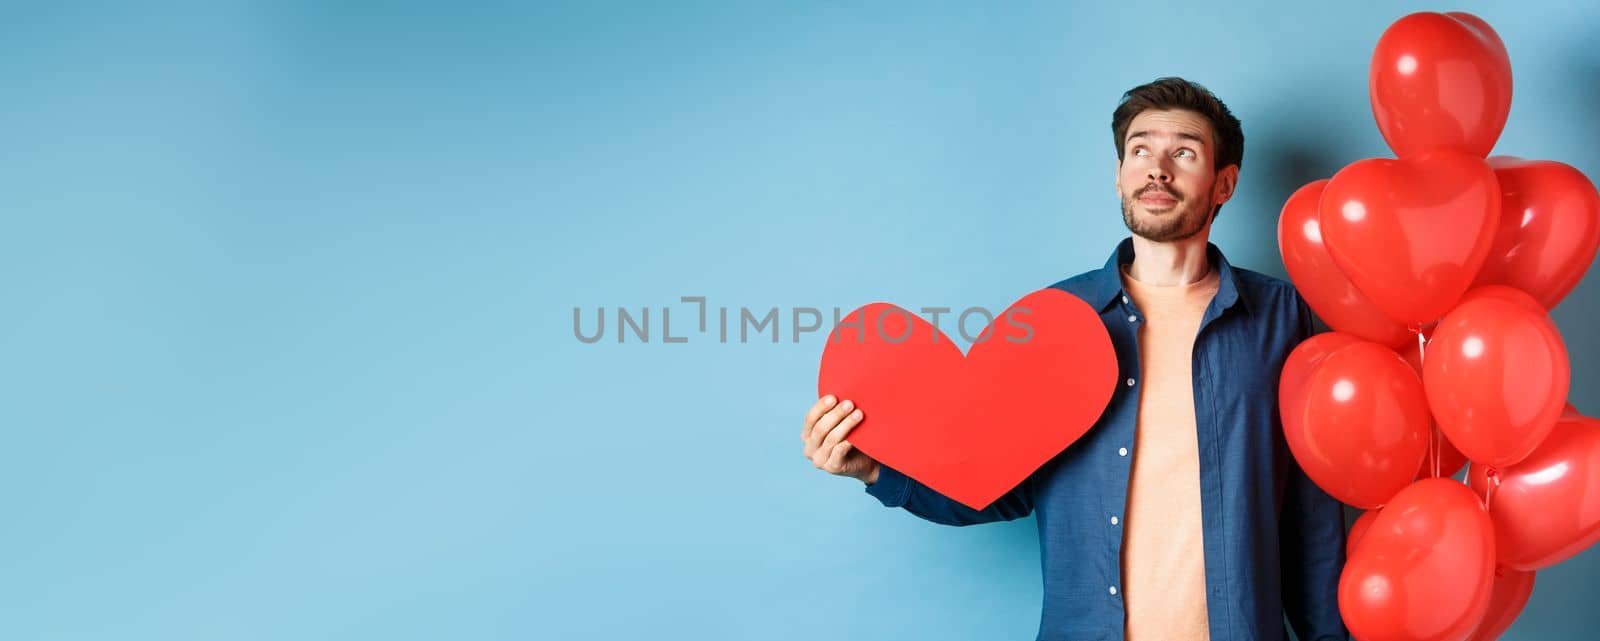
xmin=3 ymin=2 xmax=1598 ymax=639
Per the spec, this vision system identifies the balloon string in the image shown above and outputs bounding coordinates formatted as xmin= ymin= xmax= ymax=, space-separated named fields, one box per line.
xmin=1415 ymin=329 xmax=1441 ymax=479
xmin=1484 ymin=468 xmax=1500 ymax=511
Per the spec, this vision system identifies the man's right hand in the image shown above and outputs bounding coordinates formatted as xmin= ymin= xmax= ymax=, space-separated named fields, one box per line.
xmin=802 ymin=394 xmax=880 ymax=484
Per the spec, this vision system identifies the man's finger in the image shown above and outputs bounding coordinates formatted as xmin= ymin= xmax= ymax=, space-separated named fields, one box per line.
xmin=821 ymin=407 xmax=863 ymax=449
xmin=802 ymin=395 xmax=837 ymax=442
xmin=807 ymin=398 xmax=854 ymax=453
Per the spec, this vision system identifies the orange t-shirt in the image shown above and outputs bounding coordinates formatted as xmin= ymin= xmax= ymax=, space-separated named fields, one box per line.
xmin=1118 ymin=262 xmax=1220 ymax=641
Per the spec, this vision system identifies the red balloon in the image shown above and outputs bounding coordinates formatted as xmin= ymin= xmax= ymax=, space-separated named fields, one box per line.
xmin=1465 ymin=567 xmax=1535 ymax=641
xmin=1281 ymin=338 xmax=1430 ymax=508
xmin=1321 ymin=150 xmax=1501 ymax=325
xmin=1425 ymin=288 xmax=1569 ymax=467
xmin=1565 ymin=403 xmax=1584 ymax=419
xmin=1472 ymin=157 xmax=1600 ymax=310
xmin=1370 ymin=12 xmax=1512 ymax=158
xmin=1279 ymin=179 xmax=1413 ymax=346
xmin=1397 ymin=341 xmax=1470 ymax=479
xmin=1340 ymin=479 xmax=1496 ymax=641
xmin=1281 ymin=331 xmax=1365 ymax=403
xmin=1454 ymin=284 xmax=1547 ymax=315
xmin=1468 ymin=417 xmax=1600 ymax=570
xmin=1349 ymin=508 xmax=1382 ymax=557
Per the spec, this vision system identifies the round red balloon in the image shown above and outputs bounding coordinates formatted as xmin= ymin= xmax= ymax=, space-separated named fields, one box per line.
xmin=1370 ymin=11 xmax=1512 ymax=158
xmin=1472 ymin=157 xmax=1600 ymax=310
xmin=1279 ymin=179 xmax=1412 ymax=346
xmin=1281 ymin=338 xmax=1430 ymax=508
xmin=1425 ymin=287 xmax=1569 ymax=467
xmin=1468 ymin=417 xmax=1600 ymax=570
xmin=1320 ymin=150 xmax=1501 ymax=326
xmin=1339 ymin=478 xmax=1496 ymax=641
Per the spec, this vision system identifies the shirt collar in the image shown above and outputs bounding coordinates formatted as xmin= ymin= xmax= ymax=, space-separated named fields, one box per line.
xmin=1083 ymin=236 xmax=1248 ymax=315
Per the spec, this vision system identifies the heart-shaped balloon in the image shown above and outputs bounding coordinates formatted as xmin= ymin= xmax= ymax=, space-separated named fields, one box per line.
xmin=1425 ymin=287 xmax=1569 ymax=468
xmin=816 ymin=288 xmax=1117 ymax=510
xmin=1321 ymin=149 xmax=1501 ymax=325
xmin=1370 ymin=11 xmax=1512 ymax=158
xmin=1279 ymin=332 xmax=1363 ymax=409
xmin=1465 ymin=567 xmax=1535 ymax=641
xmin=1453 ymin=284 xmax=1548 ymax=315
xmin=1339 ymin=478 xmax=1496 ymax=641
xmin=1468 ymin=417 xmax=1600 ymax=571
xmin=1471 ymin=157 xmax=1600 ymax=310
xmin=1280 ymin=335 xmax=1430 ymax=508
xmin=1348 ymin=507 xmax=1382 ymax=557
xmin=1279 ymin=179 xmax=1411 ymax=346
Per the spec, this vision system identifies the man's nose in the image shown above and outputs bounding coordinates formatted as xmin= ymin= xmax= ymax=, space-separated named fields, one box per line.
xmin=1146 ymin=163 xmax=1173 ymax=183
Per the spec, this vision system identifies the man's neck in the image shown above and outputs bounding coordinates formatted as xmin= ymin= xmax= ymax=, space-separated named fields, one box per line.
xmin=1126 ymin=233 xmax=1212 ymax=286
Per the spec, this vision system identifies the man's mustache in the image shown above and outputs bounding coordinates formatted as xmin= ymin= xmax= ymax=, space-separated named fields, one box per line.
xmin=1135 ymin=184 xmax=1183 ymax=200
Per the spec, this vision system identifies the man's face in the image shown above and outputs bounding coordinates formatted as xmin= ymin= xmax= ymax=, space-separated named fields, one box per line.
xmin=1115 ymin=108 xmax=1236 ymax=242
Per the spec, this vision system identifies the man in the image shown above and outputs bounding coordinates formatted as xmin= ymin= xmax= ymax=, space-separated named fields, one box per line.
xmin=801 ymin=77 xmax=1347 ymax=641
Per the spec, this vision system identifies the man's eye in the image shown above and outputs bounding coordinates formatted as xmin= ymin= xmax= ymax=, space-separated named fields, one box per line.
xmin=1133 ymin=148 xmax=1149 ymax=157
xmin=1175 ymin=149 xmax=1195 ymax=158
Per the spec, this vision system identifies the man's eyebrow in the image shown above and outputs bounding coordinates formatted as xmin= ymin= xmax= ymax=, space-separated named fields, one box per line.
xmin=1126 ymin=130 xmax=1207 ymax=145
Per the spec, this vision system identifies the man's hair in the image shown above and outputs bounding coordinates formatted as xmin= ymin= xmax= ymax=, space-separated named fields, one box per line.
xmin=1111 ymin=77 xmax=1244 ymax=218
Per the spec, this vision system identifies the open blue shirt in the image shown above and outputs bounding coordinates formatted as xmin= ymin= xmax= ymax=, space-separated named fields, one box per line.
xmin=865 ymin=238 xmax=1348 ymax=641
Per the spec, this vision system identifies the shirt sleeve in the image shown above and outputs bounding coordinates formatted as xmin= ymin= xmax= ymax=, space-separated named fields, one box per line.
xmin=1280 ymin=294 xmax=1350 ymax=641
xmin=1279 ymin=449 xmax=1349 ymax=640
xmin=864 ymin=463 xmax=1036 ymax=526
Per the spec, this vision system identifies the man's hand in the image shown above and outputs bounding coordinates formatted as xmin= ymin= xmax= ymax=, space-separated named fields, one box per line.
xmin=802 ymin=394 xmax=880 ymax=484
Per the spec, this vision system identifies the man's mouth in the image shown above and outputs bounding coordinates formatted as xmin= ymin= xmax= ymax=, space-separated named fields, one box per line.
xmin=1137 ymin=188 xmax=1179 ymax=207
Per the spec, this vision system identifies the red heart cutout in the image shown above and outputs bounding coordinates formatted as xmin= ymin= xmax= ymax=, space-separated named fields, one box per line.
xmin=1471 ymin=157 xmax=1600 ymax=310
xmin=816 ymin=288 xmax=1116 ymax=510
xmin=1320 ymin=149 xmax=1501 ymax=325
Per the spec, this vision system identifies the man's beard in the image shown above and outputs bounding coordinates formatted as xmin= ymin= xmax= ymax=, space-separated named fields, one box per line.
xmin=1120 ymin=184 xmax=1213 ymax=242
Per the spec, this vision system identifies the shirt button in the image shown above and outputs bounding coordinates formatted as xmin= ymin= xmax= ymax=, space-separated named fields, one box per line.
xmin=1109 ymin=586 xmax=1118 ymax=596
xmin=1122 ymin=295 xmax=1129 ymax=304
xmin=1126 ymin=378 xmax=1136 ymax=387
xmin=1119 ymin=447 xmax=1129 ymax=457
xmin=1111 ymin=516 xmax=1120 ymax=525
xmin=1126 ymin=315 xmax=1137 ymax=323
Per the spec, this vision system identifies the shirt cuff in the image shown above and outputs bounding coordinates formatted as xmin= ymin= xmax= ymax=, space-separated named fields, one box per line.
xmin=863 ymin=463 xmax=911 ymax=507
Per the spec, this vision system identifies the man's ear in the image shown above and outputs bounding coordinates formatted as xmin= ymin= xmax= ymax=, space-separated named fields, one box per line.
xmin=1213 ymin=164 xmax=1240 ymax=205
